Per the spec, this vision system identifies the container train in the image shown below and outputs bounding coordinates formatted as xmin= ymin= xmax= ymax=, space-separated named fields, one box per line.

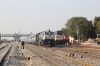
xmin=24 ymin=30 xmax=72 ymax=47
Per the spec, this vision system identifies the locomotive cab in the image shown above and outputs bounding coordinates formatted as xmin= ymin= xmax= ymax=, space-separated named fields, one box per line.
xmin=36 ymin=30 xmax=55 ymax=47
xmin=54 ymin=30 xmax=63 ymax=45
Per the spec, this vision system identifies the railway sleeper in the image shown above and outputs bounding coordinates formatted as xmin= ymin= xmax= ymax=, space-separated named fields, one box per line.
xmin=69 ymin=53 xmax=74 ymax=57
xmin=30 ymin=45 xmax=93 ymax=66
xmin=68 ymin=52 xmax=99 ymax=61
xmin=64 ymin=52 xmax=100 ymax=65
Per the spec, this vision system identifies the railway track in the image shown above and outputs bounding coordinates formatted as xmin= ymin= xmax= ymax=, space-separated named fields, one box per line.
xmin=0 ymin=44 xmax=8 ymax=50
xmin=54 ymin=47 xmax=100 ymax=66
xmin=26 ymin=45 xmax=93 ymax=66
xmin=57 ymin=47 xmax=100 ymax=58
xmin=85 ymin=45 xmax=100 ymax=49
xmin=0 ymin=44 xmax=12 ymax=66
xmin=26 ymin=46 xmax=61 ymax=66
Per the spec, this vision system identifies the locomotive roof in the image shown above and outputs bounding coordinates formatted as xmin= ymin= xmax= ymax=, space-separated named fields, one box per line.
xmin=54 ymin=30 xmax=62 ymax=32
xmin=43 ymin=30 xmax=53 ymax=32
xmin=36 ymin=30 xmax=54 ymax=34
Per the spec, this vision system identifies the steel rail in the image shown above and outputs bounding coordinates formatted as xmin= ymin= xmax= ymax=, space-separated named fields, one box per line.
xmin=57 ymin=48 xmax=100 ymax=60
xmin=0 ymin=44 xmax=8 ymax=50
xmin=0 ymin=44 xmax=12 ymax=65
xmin=32 ymin=45 xmax=93 ymax=66
xmin=26 ymin=47 xmax=61 ymax=66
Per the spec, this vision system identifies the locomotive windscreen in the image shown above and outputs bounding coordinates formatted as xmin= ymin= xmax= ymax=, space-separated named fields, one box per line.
xmin=45 ymin=32 xmax=49 ymax=35
xmin=45 ymin=32 xmax=54 ymax=35
xmin=50 ymin=32 xmax=54 ymax=35
xmin=57 ymin=31 xmax=62 ymax=35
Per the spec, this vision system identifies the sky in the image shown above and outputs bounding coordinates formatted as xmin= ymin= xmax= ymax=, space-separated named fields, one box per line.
xmin=0 ymin=0 xmax=100 ymax=34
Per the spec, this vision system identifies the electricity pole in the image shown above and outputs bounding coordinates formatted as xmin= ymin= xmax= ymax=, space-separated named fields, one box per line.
xmin=77 ymin=25 xmax=79 ymax=45
xmin=18 ymin=30 xmax=20 ymax=43
xmin=97 ymin=31 xmax=98 ymax=38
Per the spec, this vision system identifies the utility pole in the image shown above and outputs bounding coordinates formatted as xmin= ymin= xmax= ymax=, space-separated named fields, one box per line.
xmin=97 ymin=31 xmax=98 ymax=38
xmin=18 ymin=30 xmax=20 ymax=43
xmin=77 ymin=25 xmax=79 ymax=45
xmin=15 ymin=31 xmax=16 ymax=42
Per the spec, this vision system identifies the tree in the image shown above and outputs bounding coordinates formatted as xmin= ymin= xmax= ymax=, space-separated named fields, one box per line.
xmin=94 ymin=16 xmax=100 ymax=32
xmin=65 ymin=17 xmax=94 ymax=40
xmin=61 ymin=28 xmax=67 ymax=35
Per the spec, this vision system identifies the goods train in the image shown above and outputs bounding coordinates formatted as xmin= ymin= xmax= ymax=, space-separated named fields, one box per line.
xmin=24 ymin=30 xmax=73 ymax=47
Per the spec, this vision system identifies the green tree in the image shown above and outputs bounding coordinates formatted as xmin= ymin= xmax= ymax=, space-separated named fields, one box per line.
xmin=65 ymin=17 xmax=94 ymax=39
xmin=94 ymin=16 xmax=100 ymax=33
xmin=61 ymin=28 xmax=67 ymax=35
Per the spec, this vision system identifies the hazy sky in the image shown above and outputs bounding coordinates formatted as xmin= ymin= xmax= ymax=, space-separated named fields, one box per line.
xmin=0 ymin=0 xmax=100 ymax=34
